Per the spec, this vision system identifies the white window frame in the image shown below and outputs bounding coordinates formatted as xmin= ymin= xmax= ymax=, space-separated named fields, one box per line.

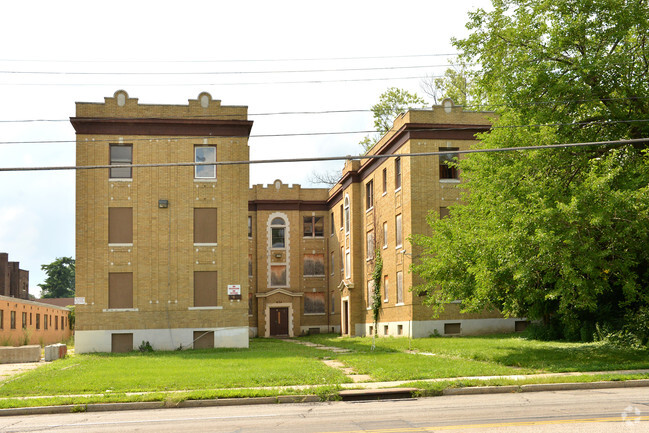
xmin=194 ymin=145 xmax=216 ymax=179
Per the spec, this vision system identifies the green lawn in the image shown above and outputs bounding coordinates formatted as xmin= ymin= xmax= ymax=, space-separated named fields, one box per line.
xmin=300 ymin=333 xmax=649 ymax=376
xmin=0 ymin=339 xmax=349 ymax=397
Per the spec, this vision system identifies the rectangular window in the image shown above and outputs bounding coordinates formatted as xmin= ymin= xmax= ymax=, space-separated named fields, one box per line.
xmin=344 ymin=199 xmax=350 ymax=234
xmin=303 ymin=216 xmax=324 ymax=237
xmin=0 ymin=310 xmax=3 ymax=329
xmin=330 ymin=212 xmax=335 ymax=235
xmin=340 ymin=247 xmax=344 ymax=274
xmin=339 ymin=205 xmax=343 ymax=229
xmin=109 ymin=272 xmax=133 ymax=309
xmin=365 ymin=180 xmax=374 ymax=210
xmin=35 ymin=314 xmax=40 ymax=330
xmin=304 ymin=254 xmax=325 ymax=276
xmin=30 ymin=313 xmax=32 ymax=326
xmin=248 ymin=216 xmax=252 ymax=238
xmin=195 ymin=145 xmax=216 ymax=179
xmin=108 ymin=207 xmax=133 ymax=244
xmin=345 ymin=250 xmax=351 ymax=278
xmin=110 ymin=144 xmax=132 ymax=179
xmin=10 ymin=311 xmax=16 ymax=329
xmin=55 ymin=315 xmax=58 ymax=330
xmin=271 ymin=227 xmax=285 ymax=248
xmin=248 ymin=254 xmax=253 ymax=277
xmin=61 ymin=316 xmax=64 ymax=330
xmin=395 ymin=214 xmax=403 ymax=247
xmin=397 ymin=271 xmax=404 ymax=304
xmin=331 ymin=293 xmax=335 ymax=314
xmin=270 ymin=265 xmax=287 ymax=286
xmin=21 ymin=312 xmax=27 ymax=329
xmin=330 ymin=252 xmax=335 ymax=276
xmin=395 ymin=157 xmax=402 ymax=190
xmin=382 ymin=168 xmax=387 ymax=194
xmin=383 ymin=275 xmax=389 ymax=302
xmin=43 ymin=314 xmax=47 ymax=330
xmin=194 ymin=208 xmax=217 ymax=244
xmin=248 ymin=293 xmax=253 ymax=315
xmin=439 ymin=147 xmax=460 ymax=179
xmin=440 ymin=207 xmax=450 ymax=219
xmin=367 ymin=280 xmax=375 ymax=308
xmin=383 ymin=222 xmax=388 ymax=248
xmin=366 ymin=230 xmax=375 ymax=259
xmin=304 ymin=292 xmax=325 ymax=314
xmin=194 ymin=271 xmax=218 ymax=307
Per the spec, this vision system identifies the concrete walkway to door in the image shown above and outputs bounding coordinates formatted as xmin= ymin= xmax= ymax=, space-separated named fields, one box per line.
xmin=283 ymin=339 xmax=373 ymax=383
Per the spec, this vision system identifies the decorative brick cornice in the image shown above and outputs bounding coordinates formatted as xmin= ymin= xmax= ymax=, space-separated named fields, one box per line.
xmin=70 ymin=117 xmax=254 ymax=137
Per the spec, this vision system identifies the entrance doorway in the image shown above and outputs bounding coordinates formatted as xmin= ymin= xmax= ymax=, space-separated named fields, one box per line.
xmin=269 ymin=307 xmax=289 ymax=336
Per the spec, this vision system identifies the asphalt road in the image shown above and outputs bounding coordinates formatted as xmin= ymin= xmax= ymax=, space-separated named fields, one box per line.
xmin=1 ymin=387 xmax=648 ymax=432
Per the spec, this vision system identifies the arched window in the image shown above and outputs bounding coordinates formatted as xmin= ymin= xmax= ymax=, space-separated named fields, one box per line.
xmin=344 ymin=195 xmax=350 ymax=234
xmin=271 ymin=217 xmax=286 ymax=248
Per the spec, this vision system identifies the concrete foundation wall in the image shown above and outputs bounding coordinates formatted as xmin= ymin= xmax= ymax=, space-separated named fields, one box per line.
xmin=359 ymin=318 xmax=524 ymax=338
xmin=75 ymin=326 xmax=249 ymax=353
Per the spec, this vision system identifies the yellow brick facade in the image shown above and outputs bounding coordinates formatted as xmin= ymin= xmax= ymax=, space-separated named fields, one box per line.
xmin=74 ymin=94 xmax=523 ymax=349
xmin=73 ymin=91 xmax=251 ymax=352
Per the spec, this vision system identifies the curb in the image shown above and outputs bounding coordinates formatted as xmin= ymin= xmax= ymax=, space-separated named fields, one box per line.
xmin=2 ymin=379 xmax=649 ymax=417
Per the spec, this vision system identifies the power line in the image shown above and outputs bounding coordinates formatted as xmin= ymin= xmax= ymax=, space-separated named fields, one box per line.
xmin=0 ymin=53 xmax=458 ymax=64
xmin=0 ymin=64 xmax=451 ymax=76
xmin=0 ymin=74 xmax=432 ymax=87
xmin=1 ymin=117 xmax=648 ymax=146
xmin=1 ymin=138 xmax=646 ymax=173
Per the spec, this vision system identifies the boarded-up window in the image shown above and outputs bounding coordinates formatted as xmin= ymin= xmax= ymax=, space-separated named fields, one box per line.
xmin=194 ymin=271 xmax=217 ymax=307
xmin=366 ymin=230 xmax=375 ymax=259
xmin=111 ymin=333 xmax=133 ymax=353
xmin=440 ymin=207 xmax=450 ymax=219
xmin=270 ymin=265 xmax=287 ymax=286
xmin=397 ymin=271 xmax=404 ymax=304
xmin=395 ymin=214 xmax=403 ymax=247
xmin=304 ymin=292 xmax=325 ymax=314
xmin=109 ymin=272 xmax=133 ymax=309
xmin=383 ymin=275 xmax=389 ymax=302
xmin=110 ymin=144 xmax=132 ymax=179
xmin=108 ymin=207 xmax=133 ymax=244
xmin=444 ymin=323 xmax=461 ymax=335
xmin=193 ymin=331 xmax=214 ymax=349
xmin=304 ymin=254 xmax=325 ymax=276
xmin=395 ymin=157 xmax=402 ymax=190
xmin=194 ymin=208 xmax=217 ymax=244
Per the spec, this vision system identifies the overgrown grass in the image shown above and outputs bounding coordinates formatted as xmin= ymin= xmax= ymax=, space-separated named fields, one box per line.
xmin=0 ymin=339 xmax=349 ymax=397
xmin=300 ymin=333 xmax=649 ymax=373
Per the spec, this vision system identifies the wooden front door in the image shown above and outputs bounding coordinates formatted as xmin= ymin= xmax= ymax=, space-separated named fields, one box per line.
xmin=269 ymin=307 xmax=289 ymax=336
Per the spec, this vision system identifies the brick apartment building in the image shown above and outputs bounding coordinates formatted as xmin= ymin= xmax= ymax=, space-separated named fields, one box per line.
xmin=73 ymin=92 xmax=521 ymax=353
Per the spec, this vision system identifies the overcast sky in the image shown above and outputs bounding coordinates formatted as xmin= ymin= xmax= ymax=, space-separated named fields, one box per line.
xmin=0 ymin=0 xmax=491 ymax=296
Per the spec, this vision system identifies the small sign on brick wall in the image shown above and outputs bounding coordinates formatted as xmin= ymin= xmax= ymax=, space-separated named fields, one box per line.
xmin=228 ymin=285 xmax=241 ymax=301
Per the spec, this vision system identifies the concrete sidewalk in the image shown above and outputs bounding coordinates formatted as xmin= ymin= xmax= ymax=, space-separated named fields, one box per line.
xmin=1 ymin=368 xmax=649 ymax=417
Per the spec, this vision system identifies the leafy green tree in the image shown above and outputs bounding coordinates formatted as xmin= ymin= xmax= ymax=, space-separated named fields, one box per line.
xmin=421 ymin=61 xmax=485 ymax=107
xmin=38 ymin=257 xmax=75 ymax=298
xmin=360 ymin=87 xmax=426 ymax=153
xmin=412 ymin=0 xmax=649 ymax=339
